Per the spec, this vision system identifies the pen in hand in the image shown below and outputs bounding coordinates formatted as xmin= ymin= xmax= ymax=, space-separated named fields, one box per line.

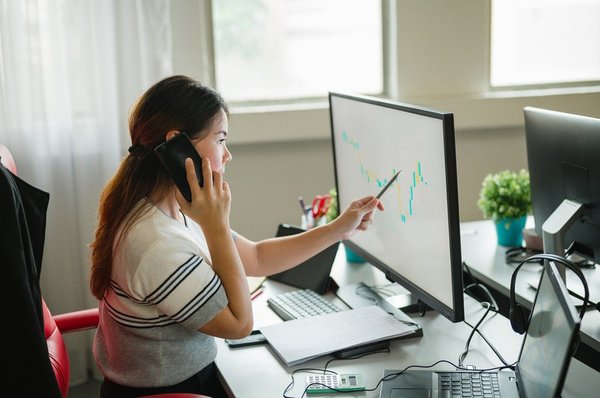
xmin=376 ymin=170 xmax=402 ymax=199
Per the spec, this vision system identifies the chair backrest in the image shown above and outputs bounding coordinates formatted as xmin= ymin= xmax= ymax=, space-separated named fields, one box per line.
xmin=1 ymin=143 xmax=70 ymax=397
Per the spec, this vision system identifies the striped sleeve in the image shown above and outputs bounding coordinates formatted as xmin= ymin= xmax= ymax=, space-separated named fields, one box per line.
xmin=106 ymin=254 xmax=227 ymax=331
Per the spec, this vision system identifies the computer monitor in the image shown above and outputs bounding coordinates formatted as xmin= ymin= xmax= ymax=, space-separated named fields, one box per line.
xmin=329 ymin=92 xmax=464 ymax=323
xmin=524 ymin=106 xmax=600 ymax=269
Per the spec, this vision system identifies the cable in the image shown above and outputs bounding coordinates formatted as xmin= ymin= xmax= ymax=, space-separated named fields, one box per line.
xmin=283 ymin=368 xmax=338 ymax=398
xmin=567 ymin=288 xmax=599 ymax=310
xmin=323 ymin=347 xmax=391 ymax=373
xmin=464 ymin=282 xmax=499 ymax=312
xmin=284 ymin=353 xmax=517 ymax=397
xmin=459 ymin=302 xmax=493 ymax=367
xmin=286 ymin=359 xmax=517 ymax=398
xmin=463 ymin=262 xmax=499 ymax=310
xmin=462 ymin=317 xmax=512 ymax=368
xmin=462 ymin=263 xmax=513 ymax=367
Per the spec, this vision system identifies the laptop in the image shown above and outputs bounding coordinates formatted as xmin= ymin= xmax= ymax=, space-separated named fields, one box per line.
xmin=379 ymin=261 xmax=581 ymax=398
xmin=267 ymin=223 xmax=340 ymax=294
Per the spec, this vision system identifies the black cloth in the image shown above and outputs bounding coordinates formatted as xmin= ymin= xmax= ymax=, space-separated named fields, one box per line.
xmin=100 ymin=362 xmax=229 ymax=398
xmin=0 ymin=163 xmax=61 ymax=397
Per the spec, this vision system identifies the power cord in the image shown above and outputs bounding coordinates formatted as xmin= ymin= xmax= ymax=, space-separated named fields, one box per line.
xmin=462 ymin=262 xmax=512 ymax=367
xmin=463 ymin=262 xmax=499 ymax=311
xmin=323 ymin=347 xmax=391 ymax=373
xmin=458 ymin=302 xmax=495 ymax=367
xmin=283 ymin=368 xmax=338 ymax=398
xmin=283 ymin=348 xmax=390 ymax=398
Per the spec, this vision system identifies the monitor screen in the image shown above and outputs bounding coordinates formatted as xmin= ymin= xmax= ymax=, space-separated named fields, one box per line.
xmin=329 ymin=92 xmax=464 ymax=323
xmin=524 ymin=107 xmax=600 ymax=264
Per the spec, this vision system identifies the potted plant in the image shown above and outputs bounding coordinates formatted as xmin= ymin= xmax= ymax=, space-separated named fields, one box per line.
xmin=477 ymin=169 xmax=531 ymax=247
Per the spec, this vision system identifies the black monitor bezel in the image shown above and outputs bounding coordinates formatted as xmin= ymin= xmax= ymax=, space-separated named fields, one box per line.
xmin=329 ymin=92 xmax=464 ymax=323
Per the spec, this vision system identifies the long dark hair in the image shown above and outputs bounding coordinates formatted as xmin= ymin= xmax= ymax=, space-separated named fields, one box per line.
xmin=90 ymin=75 xmax=228 ymax=299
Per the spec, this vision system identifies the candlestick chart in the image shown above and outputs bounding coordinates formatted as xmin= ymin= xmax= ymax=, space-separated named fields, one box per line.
xmin=342 ymin=130 xmax=430 ymax=224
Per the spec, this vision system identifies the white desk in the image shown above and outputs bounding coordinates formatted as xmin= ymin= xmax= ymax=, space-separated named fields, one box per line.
xmin=214 ymin=245 xmax=598 ymax=397
xmin=460 ymin=219 xmax=600 ymax=370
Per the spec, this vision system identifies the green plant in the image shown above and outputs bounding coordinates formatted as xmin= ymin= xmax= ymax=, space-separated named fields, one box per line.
xmin=326 ymin=187 xmax=338 ymax=223
xmin=477 ymin=169 xmax=531 ymax=221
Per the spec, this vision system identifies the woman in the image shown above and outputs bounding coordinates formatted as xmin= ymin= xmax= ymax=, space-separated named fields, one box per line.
xmin=89 ymin=75 xmax=383 ymax=397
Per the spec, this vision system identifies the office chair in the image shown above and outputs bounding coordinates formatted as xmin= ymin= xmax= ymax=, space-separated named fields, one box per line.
xmin=1 ymin=143 xmax=209 ymax=398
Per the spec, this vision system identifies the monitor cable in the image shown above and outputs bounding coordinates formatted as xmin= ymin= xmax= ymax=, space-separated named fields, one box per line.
xmin=462 ymin=262 xmax=512 ymax=368
xmin=458 ymin=302 xmax=501 ymax=368
xmin=463 ymin=262 xmax=499 ymax=311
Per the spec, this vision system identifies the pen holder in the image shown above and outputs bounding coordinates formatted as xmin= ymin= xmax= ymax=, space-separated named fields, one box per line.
xmin=344 ymin=245 xmax=366 ymax=263
xmin=301 ymin=213 xmax=314 ymax=229
xmin=301 ymin=213 xmax=327 ymax=229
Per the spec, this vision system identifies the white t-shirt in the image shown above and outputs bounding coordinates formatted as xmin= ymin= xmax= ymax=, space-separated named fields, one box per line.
xmin=93 ymin=201 xmax=229 ymax=387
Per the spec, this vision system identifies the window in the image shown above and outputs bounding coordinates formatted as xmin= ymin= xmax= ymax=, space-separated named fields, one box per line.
xmin=212 ymin=0 xmax=383 ymax=102
xmin=491 ymin=0 xmax=600 ymax=88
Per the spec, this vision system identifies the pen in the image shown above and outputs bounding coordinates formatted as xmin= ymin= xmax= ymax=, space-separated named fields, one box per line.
xmin=298 ymin=196 xmax=307 ymax=216
xmin=251 ymin=287 xmax=264 ymax=301
xmin=376 ymin=170 xmax=402 ymax=199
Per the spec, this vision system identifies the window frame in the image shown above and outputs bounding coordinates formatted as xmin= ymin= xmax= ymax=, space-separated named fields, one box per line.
xmin=488 ymin=0 xmax=600 ymax=92
xmin=171 ymin=0 xmax=600 ymax=144
xmin=200 ymin=0 xmax=390 ymax=109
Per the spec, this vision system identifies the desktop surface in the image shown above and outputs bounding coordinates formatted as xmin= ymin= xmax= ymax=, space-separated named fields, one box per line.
xmin=460 ymin=219 xmax=600 ymax=370
xmin=214 ymin=244 xmax=598 ymax=398
xmin=460 ymin=221 xmax=600 ymax=336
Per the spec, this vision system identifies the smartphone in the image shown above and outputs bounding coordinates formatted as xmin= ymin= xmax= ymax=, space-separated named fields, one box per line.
xmin=154 ymin=133 xmax=204 ymax=202
xmin=225 ymin=330 xmax=268 ymax=348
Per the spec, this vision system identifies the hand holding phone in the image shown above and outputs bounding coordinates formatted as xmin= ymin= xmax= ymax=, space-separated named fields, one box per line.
xmin=154 ymin=133 xmax=204 ymax=202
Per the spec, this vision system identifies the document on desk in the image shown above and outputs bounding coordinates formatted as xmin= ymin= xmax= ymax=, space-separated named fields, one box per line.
xmin=259 ymin=305 xmax=416 ymax=366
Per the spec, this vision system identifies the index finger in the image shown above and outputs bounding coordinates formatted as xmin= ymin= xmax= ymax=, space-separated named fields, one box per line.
xmin=184 ymin=158 xmax=201 ymax=198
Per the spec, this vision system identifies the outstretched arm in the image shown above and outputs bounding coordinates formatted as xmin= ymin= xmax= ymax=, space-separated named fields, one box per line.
xmin=237 ymin=196 xmax=383 ymax=277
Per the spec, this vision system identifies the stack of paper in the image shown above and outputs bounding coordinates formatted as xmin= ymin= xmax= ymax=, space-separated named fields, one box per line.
xmin=260 ymin=305 xmax=418 ymax=366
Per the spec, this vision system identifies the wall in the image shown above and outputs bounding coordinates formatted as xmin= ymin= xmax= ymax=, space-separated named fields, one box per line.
xmin=171 ymin=0 xmax=600 ymax=240
xmin=225 ymin=125 xmax=529 ymax=241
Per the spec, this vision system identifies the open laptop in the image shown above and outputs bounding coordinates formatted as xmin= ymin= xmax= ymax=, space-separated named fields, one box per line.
xmin=379 ymin=261 xmax=581 ymax=398
xmin=267 ymin=223 xmax=339 ymax=294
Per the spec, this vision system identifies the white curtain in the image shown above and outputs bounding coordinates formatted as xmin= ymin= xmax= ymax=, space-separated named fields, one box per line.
xmin=0 ymin=0 xmax=173 ymax=384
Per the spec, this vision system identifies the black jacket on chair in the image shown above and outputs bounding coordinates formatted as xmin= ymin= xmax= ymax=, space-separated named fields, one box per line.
xmin=0 ymin=163 xmax=61 ymax=396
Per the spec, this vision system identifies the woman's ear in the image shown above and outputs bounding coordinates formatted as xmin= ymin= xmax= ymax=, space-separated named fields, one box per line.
xmin=165 ymin=130 xmax=180 ymax=141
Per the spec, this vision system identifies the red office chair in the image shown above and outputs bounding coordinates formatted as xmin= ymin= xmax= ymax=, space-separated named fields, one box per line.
xmin=1 ymin=143 xmax=209 ymax=398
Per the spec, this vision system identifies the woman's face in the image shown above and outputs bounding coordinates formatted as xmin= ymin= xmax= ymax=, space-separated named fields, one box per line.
xmin=192 ymin=109 xmax=231 ymax=174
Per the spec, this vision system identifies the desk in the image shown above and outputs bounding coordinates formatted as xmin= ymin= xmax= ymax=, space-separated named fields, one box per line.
xmin=460 ymin=219 xmax=600 ymax=371
xmin=215 ymin=244 xmax=599 ymax=397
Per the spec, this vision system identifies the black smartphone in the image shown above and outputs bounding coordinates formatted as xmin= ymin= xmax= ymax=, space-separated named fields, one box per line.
xmin=224 ymin=330 xmax=267 ymax=348
xmin=154 ymin=133 xmax=204 ymax=202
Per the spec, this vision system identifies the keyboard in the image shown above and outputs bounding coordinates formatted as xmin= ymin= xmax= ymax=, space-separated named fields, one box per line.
xmin=267 ymin=289 xmax=343 ymax=321
xmin=438 ymin=372 xmax=501 ymax=398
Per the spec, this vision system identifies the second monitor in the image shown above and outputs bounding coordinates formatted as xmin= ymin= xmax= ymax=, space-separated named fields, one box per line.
xmin=524 ymin=106 xmax=600 ymax=270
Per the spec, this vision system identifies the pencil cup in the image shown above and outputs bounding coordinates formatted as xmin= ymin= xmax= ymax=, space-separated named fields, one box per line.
xmin=344 ymin=245 xmax=366 ymax=263
xmin=301 ymin=213 xmax=314 ymax=229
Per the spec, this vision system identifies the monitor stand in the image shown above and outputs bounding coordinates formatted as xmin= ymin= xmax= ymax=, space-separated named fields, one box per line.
xmin=542 ymin=198 xmax=585 ymax=282
xmin=335 ymin=282 xmax=423 ymax=338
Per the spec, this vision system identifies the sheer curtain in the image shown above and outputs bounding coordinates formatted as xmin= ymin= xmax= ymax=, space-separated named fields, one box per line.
xmin=0 ymin=0 xmax=173 ymax=384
